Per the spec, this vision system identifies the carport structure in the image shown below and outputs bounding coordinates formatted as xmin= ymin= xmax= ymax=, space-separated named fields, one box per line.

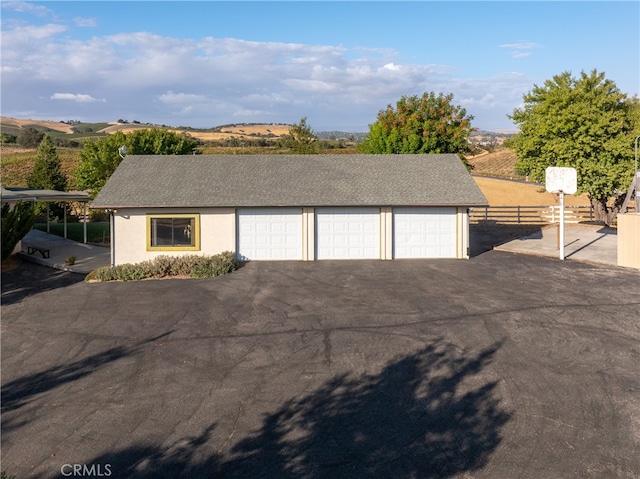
xmin=0 ymin=186 xmax=90 ymax=243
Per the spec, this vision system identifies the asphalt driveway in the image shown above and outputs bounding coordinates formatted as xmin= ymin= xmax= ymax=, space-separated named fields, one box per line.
xmin=2 ymin=252 xmax=639 ymax=478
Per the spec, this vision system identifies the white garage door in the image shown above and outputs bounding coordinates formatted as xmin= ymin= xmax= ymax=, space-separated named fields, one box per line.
xmin=237 ymin=208 xmax=303 ymax=260
xmin=316 ymin=208 xmax=380 ymax=259
xmin=393 ymin=207 xmax=457 ymax=258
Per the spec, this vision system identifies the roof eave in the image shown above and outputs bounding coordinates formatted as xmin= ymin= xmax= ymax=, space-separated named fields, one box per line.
xmin=91 ymin=202 xmax=490 ymax=209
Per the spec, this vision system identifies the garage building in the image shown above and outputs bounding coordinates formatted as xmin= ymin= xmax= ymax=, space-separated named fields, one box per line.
xmin=91 ymin=154 xmax=487 ymax=265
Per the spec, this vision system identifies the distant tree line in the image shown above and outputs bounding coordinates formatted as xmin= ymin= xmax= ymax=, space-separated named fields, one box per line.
xmin=1 ymin=127 xmax=81 ymax=148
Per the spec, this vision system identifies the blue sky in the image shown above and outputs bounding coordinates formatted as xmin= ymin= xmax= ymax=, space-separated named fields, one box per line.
xmin=1 ymin=1 xmax=638 ymax=131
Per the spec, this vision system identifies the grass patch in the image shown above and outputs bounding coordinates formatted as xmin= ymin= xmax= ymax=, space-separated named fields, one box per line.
xmin=34 ymin=222 xmax=110 ymax=244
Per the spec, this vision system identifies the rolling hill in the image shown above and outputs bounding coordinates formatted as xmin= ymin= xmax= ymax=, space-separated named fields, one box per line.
xmin=467 ymin=148 xmax=521 ymax=179
xmin=0 ymin=117 xmax=294 ymax=142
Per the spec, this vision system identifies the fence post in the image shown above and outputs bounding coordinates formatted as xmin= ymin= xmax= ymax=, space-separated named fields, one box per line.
xmin=517 ymin=205 xmax=521 ymax=223
xmin=484 ymin=207 xmax=488 ymax=221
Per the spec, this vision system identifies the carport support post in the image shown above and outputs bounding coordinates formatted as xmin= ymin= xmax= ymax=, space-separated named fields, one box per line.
xmin=83 ymin=202 xmax=87 ymax=244
xmin=63 ymin=206 xmax=67 ymax=239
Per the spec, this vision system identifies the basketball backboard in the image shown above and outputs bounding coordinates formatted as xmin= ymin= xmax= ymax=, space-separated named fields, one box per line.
xmin=545 ymin=167 xmax=577 ymax=194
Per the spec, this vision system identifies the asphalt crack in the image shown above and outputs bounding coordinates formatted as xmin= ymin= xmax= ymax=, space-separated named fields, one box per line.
xmin=323 ymin=330 xmax=332 ymax=367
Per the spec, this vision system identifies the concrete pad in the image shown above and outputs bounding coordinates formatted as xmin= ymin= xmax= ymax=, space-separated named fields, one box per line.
xmin=495 ymin=224 xmax=619 ymax=266
xmin=19 ymin=229 xmax=110 ymax=274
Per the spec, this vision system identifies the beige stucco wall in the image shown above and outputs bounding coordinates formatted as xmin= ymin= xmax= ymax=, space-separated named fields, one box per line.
xmin=617 ymin=213 xmax=640 ymax=269
xmin=113 ymin=208 xmax=235 ymax=265
xmin=112 ymin=205 xmax=472 ymax=265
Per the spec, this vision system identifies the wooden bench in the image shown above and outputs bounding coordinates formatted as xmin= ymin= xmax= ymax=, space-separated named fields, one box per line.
xmin=27 ymin=245 xmax=51 ymax=259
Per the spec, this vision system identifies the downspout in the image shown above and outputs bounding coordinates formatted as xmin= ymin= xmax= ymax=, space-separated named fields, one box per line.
xmin=110 ymin=209 xmax=115 ymax=267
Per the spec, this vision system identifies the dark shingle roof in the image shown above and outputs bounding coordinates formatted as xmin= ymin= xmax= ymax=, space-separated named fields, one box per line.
xmin=91 ymin=154 xmax=487 ymax=208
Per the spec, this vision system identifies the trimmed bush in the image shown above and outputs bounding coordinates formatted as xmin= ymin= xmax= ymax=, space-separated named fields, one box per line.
xmin=86 ymin=251 xmax=242 ymax=282
xmin=190 ymin=251 xmax=240 ymax=278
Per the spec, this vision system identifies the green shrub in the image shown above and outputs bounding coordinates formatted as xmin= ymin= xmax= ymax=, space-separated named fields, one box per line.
xmin=90 ymin=264 xmax=148 ymax=282
xmin=86 ymin=251 xmax=242 ymax=282
xmin=84 ymin=268 xmax=101 ymax=282
xmin=170 ymin=254 xmax=204 ymax=276
xmin=189 ymin=251 xmax=240 ymax=278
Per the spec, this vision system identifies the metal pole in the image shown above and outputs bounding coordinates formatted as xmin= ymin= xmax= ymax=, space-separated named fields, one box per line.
xmin=559 ymin=191 xmax=565 ymax=260
xmin=110 ymin=211 xmax=115 ymax=267
xmin=83 ymin=202 xmax=87 ymax=244
xmin=635 ymin=135 xmax=640 ymax=213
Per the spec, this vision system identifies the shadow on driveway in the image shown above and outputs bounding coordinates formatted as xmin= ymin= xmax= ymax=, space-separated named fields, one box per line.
xmin=1 ymin=332 xmax=174 ymax=433
xmin=222 ymin=340 xmax=509 ymax=478
xmin=1 ymin=259 xmax=85 ymax=306
xmin=470 ymin=222 xmax=544 ymax=257
xmin=41 ymin=340 xmax=509 ymax=479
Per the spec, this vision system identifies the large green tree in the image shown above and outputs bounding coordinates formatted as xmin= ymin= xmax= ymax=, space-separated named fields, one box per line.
xmin=508 ymin=70 xmax=639 ymax=224
xmin=125 ymin=128 xmax=201 ymax=155
xmin=75 ymin=128 xmax=201 ymax=197
xmin=28 ymin=135 xmax=68 ymax=220
xmin=28 ymin=135 xmax=67 ymax=191
xmin=359 ymin=92 xmax=474 ymax=166
xmin=282 ymin=117 xmax=320 ymax=154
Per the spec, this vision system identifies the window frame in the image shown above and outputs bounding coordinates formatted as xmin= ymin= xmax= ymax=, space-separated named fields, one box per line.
xmin=146 ymin=213 xmax=201 ymax=251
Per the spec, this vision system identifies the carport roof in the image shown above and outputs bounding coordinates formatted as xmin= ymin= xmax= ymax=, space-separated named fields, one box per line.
xmin=1 ymin=186 xmax=89 ymax=203
xmin=91 ymin=154 xmax=488 ymax=208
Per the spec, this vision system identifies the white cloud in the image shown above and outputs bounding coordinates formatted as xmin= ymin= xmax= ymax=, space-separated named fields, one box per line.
xmin=499 ymin=42 xmax=541 ymax=50
xmin=1 ymin=1 xmax=52 ymax=17
xmin=158 ymin=91 xmax=209 ymax=105
xmin=460 ymin=93 xmax=497 ymax=108
xmin=51 ymin=93 xmax=106 ymax=103
xmin=3 ymin=23 xmax=67 ymax=41
xmin=233 ymin=108 xmax=268 ymax=118
xmin=1 ymin=19 xmax=530 ymax=130
xmin=499 ymin=42 xmax=542 ymax=59
xmin=73 ymin=17 xmax=97 ymax=28
xmin=452 ymin=72 xmax=532 ymax=128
